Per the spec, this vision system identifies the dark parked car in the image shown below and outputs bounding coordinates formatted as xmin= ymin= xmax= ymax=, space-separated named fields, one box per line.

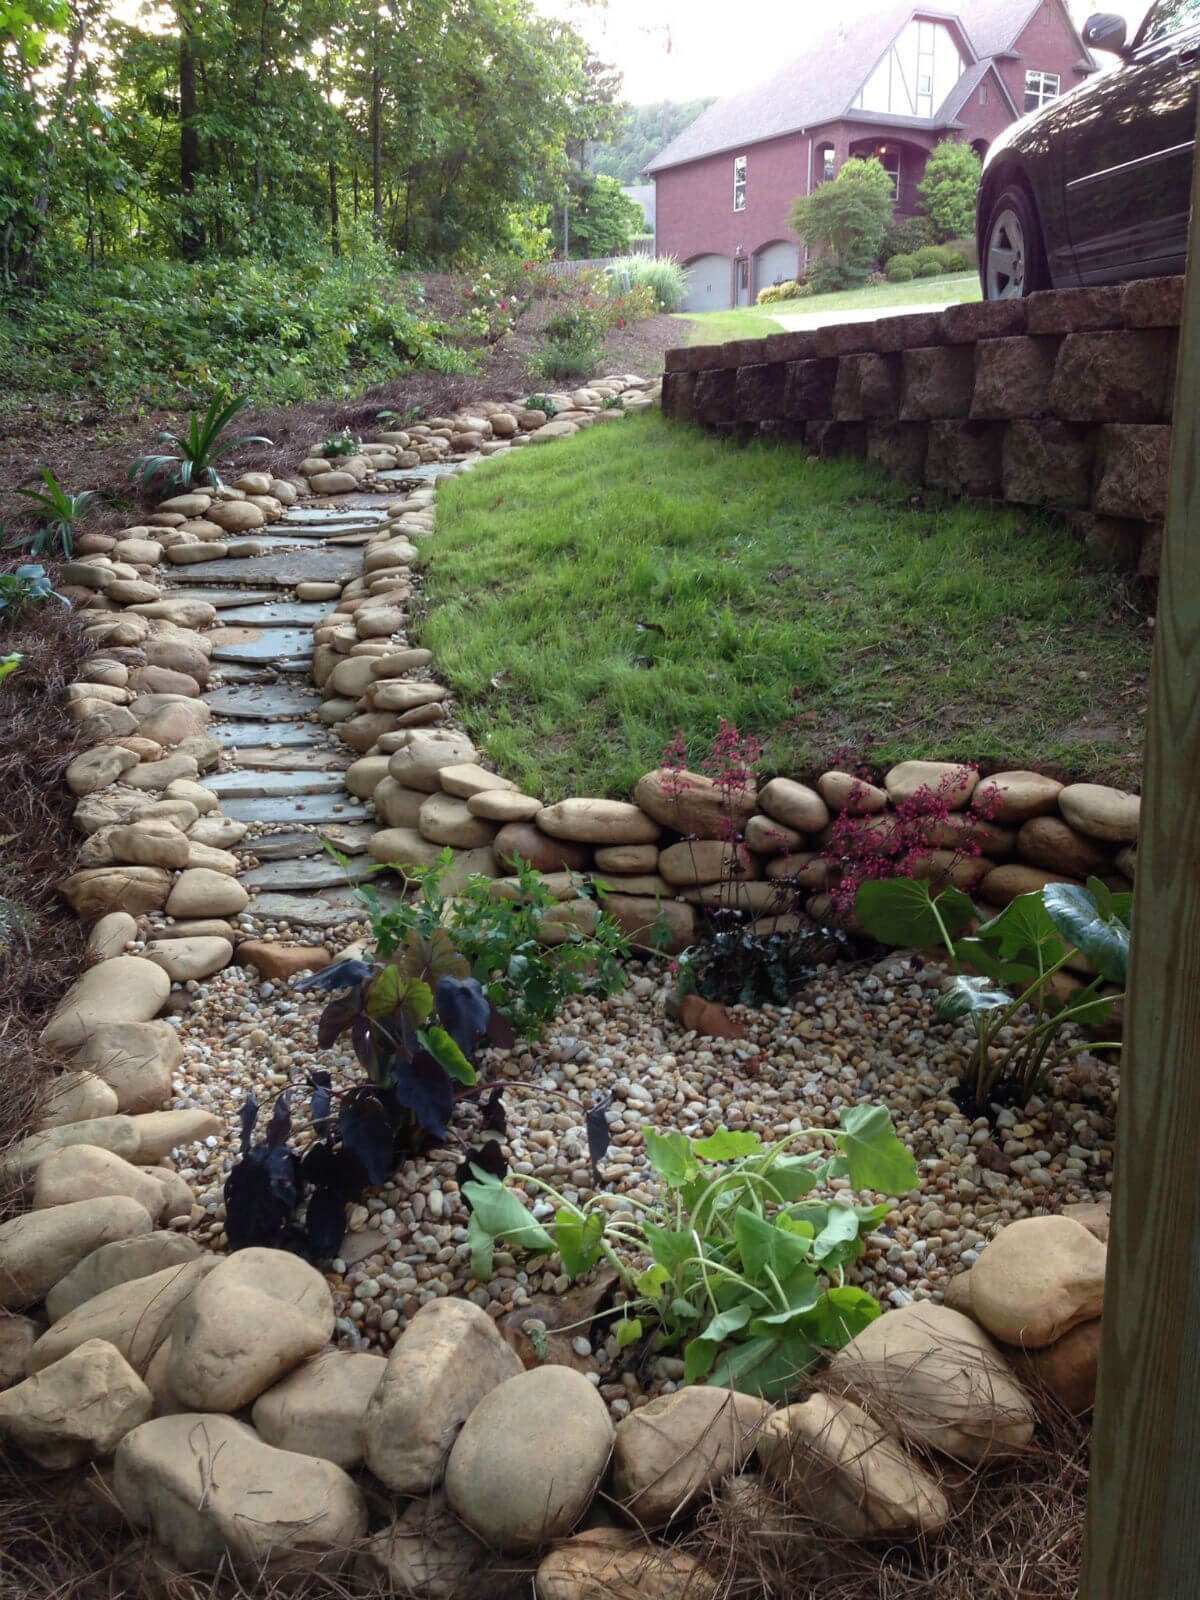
xmin=977 ymin=0 xmax=1199 ymax=298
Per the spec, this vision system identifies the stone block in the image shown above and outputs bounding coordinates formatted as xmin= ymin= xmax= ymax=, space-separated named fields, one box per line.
xmin=940 ymin=300 xmax=1027 ymax=342
xmin=900 ymin=345 xmax=975 ymax=421
xmin=782 ymin=358 xmax=838 ymax=421
xmin=866 ymin=424 xmax=929 ymax=483
xmin=663 ymin=346 xmax=689 ymax=372
xmin=814 ymin=319 xmax=880 ymax=358
xmin=761 ymin=330 xmax=819 ymax=361
xmin=1049 ymin=331 xmax=1174 ymax=422
xmin=1121 ymin=274 xmax=1184 ymax=328
xmin=1002 ymin=422 xmax=1094 ymax=509
xmin=734 ymin=361 xmax=788 ymax=422
xmin=834 ymin=353 xmax=901 ymax=421
xmin=660 ymin=370 xmax=696 ymax=421
xmin=923 ymin=421 xmax=1004 ymax=497
xmin=1093 ymin=425 xmax=1171 ymax=520
xmin=691 ymin=368 xmax=737 ymax=425
xmin=1067 ymin=512 xmax=1147 ymax=571
xmin=872 ymin=311 xmax=945 ymax=352
xmin=971 ymin=337 xmax=1059 ymax=419
xmin=1026 ymin=285 xmax=1122 ymax=335
xmin=805 ymin=420 xmax=867 ymax=459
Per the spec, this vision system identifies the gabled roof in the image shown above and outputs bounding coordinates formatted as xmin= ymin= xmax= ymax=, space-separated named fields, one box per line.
xmin=934 ymin=55 xmax=1020 ymax=121
xmin=646 ymin=0 xmax=1094 ymax=174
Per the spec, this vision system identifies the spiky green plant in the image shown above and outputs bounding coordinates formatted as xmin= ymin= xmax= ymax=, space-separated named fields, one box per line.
xmin=130 ymin=392 xmax=272 ymax=495
xmin=13 ymin=471 xmax=98 ymax=558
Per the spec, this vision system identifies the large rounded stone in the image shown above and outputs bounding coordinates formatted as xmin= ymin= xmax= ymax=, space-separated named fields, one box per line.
xmin=969 ymin=1215 xmax=1107 ymax=1349
xmin=594 ymin=843 xmax=660 ymax=873
xmin=494 ymin=822 xmax=588 ymax=874
xmin=816 ymin=770 xmax=889 ymax=815
xmin=345 ymin=754 xmax=392 ymax=799
xmin=973 ymin=770 xmax=1065 ymax=824
xmin=445 ymin=1366 xmax=614 ymax=1551
xmin=84 ymin=911 xmax=138 ymax=962
xmin=66 ymin=745 xmax=138 ymax=796
xmin=979 ymin=863 xmax=1082 ymax=906
xmin=388 ymin=732 xmax=478 ymax=792
xmin=38 ymin=1070 xmax=120 ymax=1128
xmin=467 ymin=789 xmax=543 ymax=822
xmin=1058 ymin=783 xmax=1140 ymax=843
xmin=535 ymin=1529 xmax=718 ymax=1600
xmin=30 ymin=1258 xmax=216 ymax=1374
xmin=207 ymin=500 xmax=265 ymax=533
xmin=103 ymin=821 xmax=190 ymax=870
xmin=142 ymin=936 xmax=233 ymax=982
xmin=0 ymin=1197 xmax=155 ymax=1312
xmin=1016 ymin=816 xmax=1109 ymax=878
xmin=47 ymin=1233 xmax=203 ymax=1323
xmin=831 ymin=1301 xmax=1035 ymax=1464
xmin=603 ymin=894 xmax=695 ymax=954
xmin=536 ymin=799 xmax=660 ymax=846
xmin=372 ymin=775 xmax=426 ymax=828
xmin=56 ymin=867 xmax=173 ymax=922
xmin=758 ymin=777 xmax=830 ymax=834
xmin=169 ymin=1248 xmax=334 ymax=1412
xmin=757 ymin=1392 xmax=949 ymax=1538
xmin=356 ymin=1492 xmax=491 ymax=1599
xmin=328 ymin=655 xmax=377 ymax=698
xmin=439 ymin=761 xmax=516 ymax=799
xmin=127 ymin=1108 xmax=223 ymax=1163
xmin=633 ymin=768 xmax=756 ymax=838
xmin=1003 ymin=1316 xmax=1101 ymax=1415
xmin=32 ymin=1144 xmax=167 ymax=1218
xmin=612 ymin=1386 xmax=768 ymax=1527
xmin=418 ymin=793 xmax=496 ymax=849
xmin=0 ymin=1339 xmax=152 ymax=1469
xmin=658 ymin=839 xmax=759 ymax=887
xmin=364 ymin=1299 xmax=523 ymax=1493
xmin=70 ymin=1020 xmax=180 ymax=1112
xmin=165 ymin=868 xmax=249 ymax=919
xmin=114 ymin=1413 xmax=367 ymax=1573
xmin=2 ymin=1116 xmax=143 ymax=1182
xmin=367 ymin=826 xmax=447 ymax=872
xmin=884 ymin=760 xmax=978 ymax=810
xmin=253 ymin=1350 xmax=386 ymax=1469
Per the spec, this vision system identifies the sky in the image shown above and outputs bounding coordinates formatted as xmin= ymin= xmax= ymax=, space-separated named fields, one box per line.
xmin=541 ymin=0 xmax=1156 ymax=103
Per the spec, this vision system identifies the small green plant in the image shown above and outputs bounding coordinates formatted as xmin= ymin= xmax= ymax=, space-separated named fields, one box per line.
xmin=0 ymin=564 xmax=66 ymax=620
xmin=376 ymin=405 xmax=423 ymax=429
xmin=464 ymin=1106 xmax=917 ymax=1400
xmin=525 ymin=394 xmax=558 ymax=417
xmin=13 ymin=471 xmax=98 ymax=558
xmin=358 ymin=851 xmax=629 ymax=1036
xmin=130 ymin=392 xmax=272 ymax=494
xmin=601 ymin=394 xmax=624 ymax=411
xmin=757 ymin=280 xmax=802 ymax=306
xmin=0 ymin=654 xmax=22 ymax=688
xmin=856 ymin=876 xmax=1129 ymax=1110
xmin=321 ymin=428 xmax=360 ymax=458
xmin=532 ymin=308 xmax=607 ymax=382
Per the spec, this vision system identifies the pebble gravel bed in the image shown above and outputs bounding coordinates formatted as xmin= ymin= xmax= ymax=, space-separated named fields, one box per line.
xmin=159 ymin=944 xmax=1116 ymax=1420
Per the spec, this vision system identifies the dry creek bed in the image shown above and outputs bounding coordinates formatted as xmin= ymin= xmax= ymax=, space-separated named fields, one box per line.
xmin=153 ymin=934 xmax=1116 ymax=1421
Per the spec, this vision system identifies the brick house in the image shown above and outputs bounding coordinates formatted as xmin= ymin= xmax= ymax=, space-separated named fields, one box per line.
xmin=647 ymin=0 xmax=1096 ymax=310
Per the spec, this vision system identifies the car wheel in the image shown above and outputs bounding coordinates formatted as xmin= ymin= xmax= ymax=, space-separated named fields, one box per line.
xmin=983 ymin=185 xmax=1048 ymax=300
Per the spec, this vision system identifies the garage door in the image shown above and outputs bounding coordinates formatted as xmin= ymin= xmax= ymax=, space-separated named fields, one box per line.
xmin=754 ymin=241 xmax=800 ymax=296
xmin=682 ymin=255 xmax=732 ymax=312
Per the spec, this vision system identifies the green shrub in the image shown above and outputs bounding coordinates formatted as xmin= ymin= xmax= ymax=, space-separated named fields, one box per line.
xmin=917 ymin=140 xmax=982 ymax=241
xmin=944 ymin=249 xmax=968 ymax=272
xmin=916 ymin=258 xmax=943 ymax=278
xmin=605 ymin=255 xmax=688 ymax=313
xmin=884 ymin=253 xmax=917 ymax=282
xmin=881 ymin=215 xmax=938 ymax=262
xmin=756 ymin=280 xmax=801 ymax=306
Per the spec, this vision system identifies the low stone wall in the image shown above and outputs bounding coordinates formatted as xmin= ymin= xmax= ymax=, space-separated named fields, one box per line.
xmin=661 ymin=277 xmax=1184 ymax=578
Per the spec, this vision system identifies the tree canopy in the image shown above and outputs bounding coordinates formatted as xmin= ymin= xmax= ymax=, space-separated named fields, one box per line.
xmin=592 ymin=98 xmax=713 ymax=184
xmin=0 ymin=0 xmax=616 ymax=284
xmin=789 ymin=157 xmax=895 ymax=287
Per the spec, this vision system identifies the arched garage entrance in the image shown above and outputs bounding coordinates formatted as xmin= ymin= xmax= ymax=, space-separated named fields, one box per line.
xmin=754 ymin=240 xmax=801 ymax=297
xmin=681 ymin=254 xmax=732 ymax=312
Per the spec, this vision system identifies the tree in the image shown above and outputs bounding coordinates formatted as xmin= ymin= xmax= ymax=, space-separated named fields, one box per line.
xmin=917 ymin=139 xmax=982 ymax=241
xmin=592 ymin=99 xmax=714 ymax=184
xmin=565 ymin=172 xmax=642 ymax=258
xmin=789 ymin=157 xmax=894 ymax=288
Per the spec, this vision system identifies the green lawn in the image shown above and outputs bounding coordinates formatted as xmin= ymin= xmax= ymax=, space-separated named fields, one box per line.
xmin=418 ymin=413 xmax=1147 ymax=800
xmin=680 ymin=272 xmax=981 ymax=346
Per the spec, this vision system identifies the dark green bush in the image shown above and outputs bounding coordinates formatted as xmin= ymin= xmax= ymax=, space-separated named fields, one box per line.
xmin=881 ymin=215 xmax=937 ymax=262
xmin=884 ymin=254 xmax=917 ymax=282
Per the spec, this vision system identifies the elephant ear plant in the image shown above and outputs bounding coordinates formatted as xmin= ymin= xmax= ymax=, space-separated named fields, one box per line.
xmin=463 ymin=1106 xmax=918 ymax=1402
xmin=856 ymin=875 xmax=1130 ymax=1111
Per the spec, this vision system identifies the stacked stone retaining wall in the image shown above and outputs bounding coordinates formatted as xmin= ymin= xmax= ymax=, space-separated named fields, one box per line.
xmin=661 ymin=276 xmax=1185 ymax=579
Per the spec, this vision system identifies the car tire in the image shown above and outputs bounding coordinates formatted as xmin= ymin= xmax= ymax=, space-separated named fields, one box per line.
xmin=982 ymin=184 xmax=1048 ymax=300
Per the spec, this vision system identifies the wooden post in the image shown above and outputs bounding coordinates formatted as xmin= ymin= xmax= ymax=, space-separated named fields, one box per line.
xmin=1080 ymin=127 xmax=1200 ymax=1596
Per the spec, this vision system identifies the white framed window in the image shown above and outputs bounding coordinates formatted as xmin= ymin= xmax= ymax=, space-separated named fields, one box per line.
xmin=820 ymin=144 xmax=836 ymax=183
xmin=733 ymin=155 xmax=746 ymax=211
xmin=879 ymin=148 xmax=901 ymax=201
xmin=1024 ymin=69 xmax=1061 ymax=111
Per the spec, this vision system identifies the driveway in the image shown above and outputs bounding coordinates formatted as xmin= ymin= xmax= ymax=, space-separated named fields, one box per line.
xmin=773 ymin=299 xmax=963 ymax=331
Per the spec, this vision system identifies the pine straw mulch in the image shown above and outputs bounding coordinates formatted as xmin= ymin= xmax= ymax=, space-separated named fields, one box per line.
xmin=0 ymin=591 xmax=90 ymax=1212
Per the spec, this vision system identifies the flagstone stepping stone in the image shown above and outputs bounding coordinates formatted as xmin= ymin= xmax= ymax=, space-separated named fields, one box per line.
xmin=204 ymin=769 xmax=347 ymax=800
xmin=321 ymin=821 xmax=376 ymax=854
xmin=209 ymin=628 xmax=314 ymax=665
xmin=242 ymin=856 xmax=376 ymax=893
xmin=210 ymin=720 xmax=328 ymax=748
xmin=250 ymin=889 xmax=395 ymax=928
xmin=219 ymin=793 xmax=369 ymax=825
xmin=170 ymin=549 xmax=361 ymax=587
xmin=233 ymin=747 xmax=345 ymax=771
xmin=284 ymin=506 xmax=390 ymax=526
xmin=243 ymin=831 xmax=326 ymax=862
xmin=210 ymin=602 xmax=331 ymax=628
xmin=377 ymin=463 xmax=462 ymax=484
xmin=205 ymin=684 xmax=321 ymax=720
xmin=155 ymin=588 xmax=280 ymax=610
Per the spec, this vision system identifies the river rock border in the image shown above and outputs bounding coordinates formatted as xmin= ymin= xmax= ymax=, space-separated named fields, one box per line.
xmin=0 ymin=371 xmax=1125 ymax=1584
